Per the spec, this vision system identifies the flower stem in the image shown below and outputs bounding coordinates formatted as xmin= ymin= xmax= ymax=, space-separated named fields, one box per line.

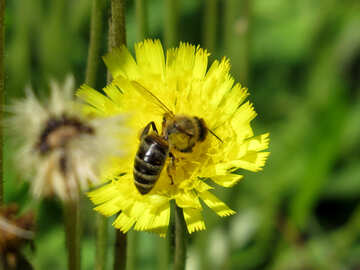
xmin=135 ymin=0 xmax=147 ymax=41
xmin=64 ymin=199 xmax=81 ymax=270
xmin=110 ymin=0 xmax=127 ymax=50
xmin=203 ymin=0 xmax=217 ymax=52
xmin=85 ymin=2 xmax=108 ymax=268
xmin=164 ymin=0 xmax=178 ymax=48
xmin=85 ymin=0 xmax=105 ymax=88
xmin=157 ymin=236 xmax=169 ymax=270
xmin=113 ymin=230 xmax=127 ymax=270
xmin=95 ymin=215 xmax=108 ymax=270
xmin=174 ymin=205 xmax=187 ymax=270
xmin=108 ymin=2 xmax=128 ymax=269
xmin=0 ymin=0 xmax=5 ymax=206
xmin=126 ymin=231 xmax=137 ymax=270
xmin=224 ymin=0 xmax=250 ymax=83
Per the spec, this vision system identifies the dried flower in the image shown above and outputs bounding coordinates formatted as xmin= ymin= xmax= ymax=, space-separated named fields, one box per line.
xmin=9 ymin=76 xmax=128 ymax=201
xmin=0 ymin=204 xmax=34 ymax=270
xmin=78 ymin=40 xmax=270 ymax=236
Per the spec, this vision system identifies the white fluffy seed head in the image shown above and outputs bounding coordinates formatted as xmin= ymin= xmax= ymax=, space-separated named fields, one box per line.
xmin=8 ymin=76 xmax=128 ymax=201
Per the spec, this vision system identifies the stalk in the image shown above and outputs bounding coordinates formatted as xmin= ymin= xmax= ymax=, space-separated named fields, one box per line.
xmin=0 ymin=0 xmax=5 ymax=205
xmin=95 ymin=215 xmax=108 ymax=270
xmin=203 ymin=0 xmax=217 ymax=52
xmin=224 ymin=0 xmax=250 ymax=83
xmin=85 ymin=0 xmax=105 ymax=88
xmin=135 ymin=0 xmax=147 ymax=41
xmin=157 ymin=236 xmax=170 ymax=270
xmin=64 ymin=199 xmax=81 ymax=270
xmin=109 ymin=1 xmax=127 ymax=269
xmin=174 ymin=205 xmax=187 ymax=270
xmin=110 ymin=0 xmax=127 ymax=50
xmin=84 ymin=2 xmax=108 ymax=269
xmin=164 ymin=0 xmax=178 ymax=48
xmin=113 ymin=231 xmax=127 ymax=270
xmin=126 ymin=231 xmax=137 ymax=270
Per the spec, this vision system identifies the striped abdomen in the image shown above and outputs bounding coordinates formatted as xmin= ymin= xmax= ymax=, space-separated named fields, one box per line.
xmin=134 ymin=134 xmax=169 ymax=194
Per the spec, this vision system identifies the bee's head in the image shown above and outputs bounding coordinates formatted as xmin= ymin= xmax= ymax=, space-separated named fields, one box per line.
xmin=164 ymin=115 xmax=197 ymax=153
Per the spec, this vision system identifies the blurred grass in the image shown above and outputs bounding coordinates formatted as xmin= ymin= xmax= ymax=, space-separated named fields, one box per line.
xmin=3 ymin=0 xmax=360 ymax=269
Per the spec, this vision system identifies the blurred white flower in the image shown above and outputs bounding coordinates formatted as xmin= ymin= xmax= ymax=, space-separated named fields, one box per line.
xmin=8 ymin=76 xmax=128 ymax=201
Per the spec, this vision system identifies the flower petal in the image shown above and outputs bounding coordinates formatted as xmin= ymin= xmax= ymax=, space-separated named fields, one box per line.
xmin=135 ymin=40 xmax=165 ymax=78
xmin=199 ymin=191 xmax=235 ymax=217
xmin=183 ymin=207 xmax=206 ymax=233
xmin=216 ymin=151 xmax=270 ymax=173
xmin=113 ymin=212 xmax=136 ymax=233
xmin=175 ymin=191 xmax=202 ymax=209
xmin=77 ymin=85 xmax=119 ymax=116
xmin=211 ymin=174 xmax=244 ymax=188
xmin=103 ymin=46 xmax=139 ymax=80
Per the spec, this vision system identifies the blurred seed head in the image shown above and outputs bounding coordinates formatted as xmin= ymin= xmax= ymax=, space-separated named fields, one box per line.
xmin=8 ymin=76 xmax=128 ymax=201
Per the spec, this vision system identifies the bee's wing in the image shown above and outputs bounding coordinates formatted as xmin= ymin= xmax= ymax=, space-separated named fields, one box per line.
xmin=130 ymin=81 xmax=174 ymax=116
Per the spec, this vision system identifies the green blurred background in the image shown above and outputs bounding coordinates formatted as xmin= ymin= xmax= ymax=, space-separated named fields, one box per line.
xmin=3 ymin=0 xmax=360 ymax=269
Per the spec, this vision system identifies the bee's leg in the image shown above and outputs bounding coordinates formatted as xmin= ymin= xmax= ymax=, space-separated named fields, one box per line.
xmin=140 ymin=121 xmax=158 ymax=139
xmin=167 ymin=152 xmax=176 ymax=185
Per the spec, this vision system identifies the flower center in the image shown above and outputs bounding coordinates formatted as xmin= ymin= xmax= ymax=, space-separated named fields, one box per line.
xmin=36 ymin=114 xmax=94 ymax=155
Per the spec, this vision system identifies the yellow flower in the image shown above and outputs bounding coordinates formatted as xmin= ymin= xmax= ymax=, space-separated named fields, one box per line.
xmin=77 ymin=40 xmax=270 ymax=236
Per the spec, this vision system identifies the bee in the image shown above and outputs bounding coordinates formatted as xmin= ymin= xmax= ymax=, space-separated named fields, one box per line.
xmin=132 ymin=81 xmax=222 ymax=195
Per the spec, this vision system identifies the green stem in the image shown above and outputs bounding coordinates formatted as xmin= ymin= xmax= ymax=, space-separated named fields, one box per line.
xmin=85 ymin=0 xmax=105 ymax=88
xmin=224 ymin=0 xmax=250 ymax=83
xmin=203 ymin=0 xmax=217 ymax=52
xmin=85 ymin=2 xmax=108 ymax=268
xmin=64 ymin=199 xmax=81 ymax=270
xmin=164 ymin=0 xmax=178 ymax=48
xmin=174 ymin=205 xmax=187 ymax=270
xmin=0 ymin=0 xmax=5 ymax=206
xmin=108 ymin=2 xmax=128 ymax=269
xmin=110 ymin=0 xmax=127 ymax=49
xmin=135 ymin=0 xmax=147 ymax=41
xmin=95 ymin=215 xmax=108 ymax=270
xmin=126 ymin=231 xmax=137 ymax=270
xmin=113 ymin=230 xmax=127 ymax=270
xmin=158 ymin=236 xmax=169 ymax=270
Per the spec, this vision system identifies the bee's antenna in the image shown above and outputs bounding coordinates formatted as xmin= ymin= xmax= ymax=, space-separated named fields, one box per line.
xmin=208 ymin=128 xmax=223 ymax=143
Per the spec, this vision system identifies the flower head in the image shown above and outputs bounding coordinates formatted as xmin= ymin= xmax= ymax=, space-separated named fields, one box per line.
xmin=9 ymin=76 xmax=128 ymax=201
xmin=78 ymin=40 xmax=270 ymax=236
xmin=0 ymin=204 xmax=34 ymax=269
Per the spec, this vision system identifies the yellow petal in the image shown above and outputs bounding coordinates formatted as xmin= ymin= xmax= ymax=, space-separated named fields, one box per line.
xmin=216 ymin=151 xmax=270 ymax=173
xmin=88 ymin=182 xmax=119 ymax=205
xmin=231 ymin=101 xmax=257 ymax=129
xmin=137 ymin=203 xmax=170 ymax=237
xmin=113 ymin=212 xmax=136 ymax=233
xmin=175 ymin=190 xmax=202 ymax=209
xmin=199 ymin=190 xmax=235 ymax=217
xmin=135 ymin=40 xmax=165 ymax=78
xmin=183 ymin=207 xmax=206 ymax=233
xmin=103 ymin=83 xmax=123 ymax=105
xmin=76 ymin=85 xmax=119 ymax=116
xmin=247 ymin=133 xmax=270 ymax=152
xmin=94 ymin=197 xmax=122 ymax=217
xmin=211 ymin=174 xmax=244 ymax=188
xmin=103 ymin=45 xmax=139 ymax=80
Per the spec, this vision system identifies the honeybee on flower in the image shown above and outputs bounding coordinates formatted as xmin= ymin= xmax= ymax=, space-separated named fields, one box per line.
xmin=9 ymin=76 xmax=128 ymax=201
xmin=78 ymin=40 xmax=270 ymax=236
